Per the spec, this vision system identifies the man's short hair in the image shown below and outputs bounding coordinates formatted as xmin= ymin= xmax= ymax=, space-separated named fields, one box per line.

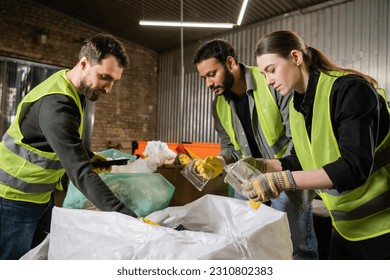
xmin=192 ymin=39 xmax=238 ymax=65
xmin=79 ymin=33 xmax=129 ymax=67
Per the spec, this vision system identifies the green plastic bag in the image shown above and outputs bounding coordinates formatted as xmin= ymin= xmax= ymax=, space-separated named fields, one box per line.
xmin=63 ymin=173 xmax=175 ymax=217
xmin=95 ymin=148 xmax=137 ymax=161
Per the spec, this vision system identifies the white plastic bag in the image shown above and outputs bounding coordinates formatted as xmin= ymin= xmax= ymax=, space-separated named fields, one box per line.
xmin=20 ymin=234 xmax=50 ymax=260
xmin=110 ymin=141 xmax=177 ymax=173
xmin=49 ymin=195 xmax=292 ymax=259
xmin=144 ymin=140 xmax=177 ymax=165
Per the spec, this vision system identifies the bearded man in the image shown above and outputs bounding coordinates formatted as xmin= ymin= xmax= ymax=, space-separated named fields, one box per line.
xmin=0 ymin=34 xmax=138 ymax=259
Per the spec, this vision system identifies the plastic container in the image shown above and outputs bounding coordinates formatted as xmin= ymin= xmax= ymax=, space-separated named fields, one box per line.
xmin=224 ymin=159 xmax=263 ymax=194
xmin=181 ymin=159 xmax=211 ymax=191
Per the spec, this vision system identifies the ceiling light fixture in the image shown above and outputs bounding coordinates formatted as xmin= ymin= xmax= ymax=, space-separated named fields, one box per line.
xmin=139 ymin=0 xmax=249 ymax=28
xmin=139 ymin=21 xmax=234 ymax=28
xmin=236 ymin=0 xmax=249 ymax=25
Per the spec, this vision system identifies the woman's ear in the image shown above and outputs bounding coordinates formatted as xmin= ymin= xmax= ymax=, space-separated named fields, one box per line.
xmin=290 ymin=50 xmax=303 ymax=66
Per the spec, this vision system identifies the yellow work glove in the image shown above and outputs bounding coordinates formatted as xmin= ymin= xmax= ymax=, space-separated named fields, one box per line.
xmin=241 ymin=171 xmax=296 ymax=202
xmin=91 ymin=153 xmax=112 ymax=174
xmin=242 ymin=157 xmax=267 ymax=173
xmin=139 ymin=217 xmax=160 ymax=226
xmin=249 ymin=199 xmax=261 ymax=210
xmin=195 ymin=156 xmax=224 ymax=179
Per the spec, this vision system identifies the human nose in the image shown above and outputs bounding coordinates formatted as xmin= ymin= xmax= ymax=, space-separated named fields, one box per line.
xmin=205 ymin=77 xmax=214 ymax=89
xmin=103 ymin=82 xmax=114 ymax=94
xmin=265 ymin=74 xmax=274 ymax=86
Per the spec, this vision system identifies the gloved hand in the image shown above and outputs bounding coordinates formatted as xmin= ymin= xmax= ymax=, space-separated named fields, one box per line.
xmin=139 ymin=217 xmax=160 ymax=226
xmin=195 ymin=156 xmax=224 ymax=179
xmin=241 ymin=171 xmax=296 ymax=202
xmin=91 ymin=153 xmax=112 ymax=174
xmin=242 ymin=157 xmax=267 ymax=173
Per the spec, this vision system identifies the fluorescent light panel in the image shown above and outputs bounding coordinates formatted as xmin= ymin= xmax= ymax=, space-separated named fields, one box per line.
xmin=139 ymin=0 xmax=249 ymax=28
xmin=139 ymin=20 xmax=234 ymax=28
xmin=237 ymin=0 xmax=249 ymax=25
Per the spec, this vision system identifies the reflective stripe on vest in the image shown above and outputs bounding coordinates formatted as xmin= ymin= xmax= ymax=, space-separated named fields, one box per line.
xmin=0 ymin=70 xmax=84 ymax=201
xmin=0 ymin=133 xmax=63 ymax=193
xmin=3 ymin=133 xmax=62 ymax=170
xmin=216 ymin=67 xmax=288 ymax=158
xmin=290 ymin=71 xmax=390 ymax=241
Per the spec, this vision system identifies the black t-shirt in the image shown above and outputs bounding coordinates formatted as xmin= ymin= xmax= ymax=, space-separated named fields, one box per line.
xmin=231 ymin=92 xmax=262 ymax=158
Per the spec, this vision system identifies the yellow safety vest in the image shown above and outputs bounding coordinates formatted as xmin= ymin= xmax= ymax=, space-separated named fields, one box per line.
xmin=216 ymin=67 xmax=288 ymax=158
xmin=290 ymin=71 xmax=390 ymax=241
xmin=0 ymin=70 xmax=84 ymax=204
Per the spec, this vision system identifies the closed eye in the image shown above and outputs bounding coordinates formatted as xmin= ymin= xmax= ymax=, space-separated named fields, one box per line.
xmin=264 ymin=64 xmax=275 ymax=74
xmin=206 ymin=71 xmax=216 ymax=78
xmin=100 ymin=74 xmax=114 ymax=81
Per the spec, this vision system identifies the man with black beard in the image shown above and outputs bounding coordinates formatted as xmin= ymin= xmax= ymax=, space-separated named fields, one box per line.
xmin=0 ymin=34 xmax=138 ymax=259
xmin=192 ymin=39 xmax=319 ymax=260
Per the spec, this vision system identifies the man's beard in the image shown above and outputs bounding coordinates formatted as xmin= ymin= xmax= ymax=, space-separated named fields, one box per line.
xmin=79 ymin=80 xmax=99 ymax=101
xmin=211 ymin=65 xmax=234 ymax=96
xmin=222 ymin=65 xmax=234 ymax=93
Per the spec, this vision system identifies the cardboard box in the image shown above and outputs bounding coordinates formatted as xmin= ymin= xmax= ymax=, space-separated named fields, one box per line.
xmin=156 ymin=164 xmax=228 ymax=206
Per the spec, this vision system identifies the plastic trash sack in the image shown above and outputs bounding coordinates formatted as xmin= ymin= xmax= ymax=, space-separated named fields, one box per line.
xmin=116 ymin=141 xmax=177 ymax=173
xmin=62 ymin=173 xmax=175 ymax=217
xmin=49 ymin=195 xmax=292 ymax=259
xmin=143 ymin=140 xmax=177 ymax=165
xmin=95 ymin=148 xmax=137 ymax=161
xmin=20 ymin=235 xmax=50 ymax=260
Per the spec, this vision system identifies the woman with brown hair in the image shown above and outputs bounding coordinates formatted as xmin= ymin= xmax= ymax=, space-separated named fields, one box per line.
xmin=242 ymin=30 xmax=390 ymax=259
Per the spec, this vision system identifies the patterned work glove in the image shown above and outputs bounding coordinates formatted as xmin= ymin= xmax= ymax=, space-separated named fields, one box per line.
xmin=195 ymin=156 xmax=224 ymax=179
xmin=91 ymin=153 xmax=112 ymax=174
xmin=241 ymin=171 xmax=296 ymax=202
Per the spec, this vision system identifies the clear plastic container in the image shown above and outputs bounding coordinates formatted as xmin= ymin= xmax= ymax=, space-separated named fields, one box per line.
xmin=224 ymin=158 xmax=263 ymax=194
xmin=181 ymin=159 xmax=211 ymax=191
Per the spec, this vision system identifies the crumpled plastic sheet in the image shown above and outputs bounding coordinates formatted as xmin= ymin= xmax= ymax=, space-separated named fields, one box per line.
xmin=48 ymin=194 xmax=293 ymax=260
xmin=20 ymin=235 xmax=50 ymax=260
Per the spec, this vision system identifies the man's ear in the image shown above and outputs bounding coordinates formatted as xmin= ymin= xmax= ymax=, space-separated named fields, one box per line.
xmin=79 ymin=56 xmax=88 ymax=69
xmin=226 ymin=56 xmax=236 ymax=70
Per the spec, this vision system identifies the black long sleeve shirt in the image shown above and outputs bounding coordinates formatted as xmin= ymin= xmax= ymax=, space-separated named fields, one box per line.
xmin=20 ymin=93 xmax=136 ymax=217
xmin=280 ymin=71 xmax=389 ymax=192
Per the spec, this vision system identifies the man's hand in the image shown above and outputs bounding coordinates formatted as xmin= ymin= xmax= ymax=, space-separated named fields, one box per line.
xmin=194 ymin=156 xmax=224 ymax=179
xmin=241 ymin=171 xmax=296 ymax=202
xmin=91 ymin=153 xmax=112 ymax=174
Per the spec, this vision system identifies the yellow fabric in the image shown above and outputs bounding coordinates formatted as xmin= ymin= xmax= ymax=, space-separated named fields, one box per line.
xmin=289 ymin=71 xmax=390 ymax=241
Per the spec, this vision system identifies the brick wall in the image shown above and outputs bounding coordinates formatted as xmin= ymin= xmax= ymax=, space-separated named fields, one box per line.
xmin=0 ymin=0 xmax=158 ymax=152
